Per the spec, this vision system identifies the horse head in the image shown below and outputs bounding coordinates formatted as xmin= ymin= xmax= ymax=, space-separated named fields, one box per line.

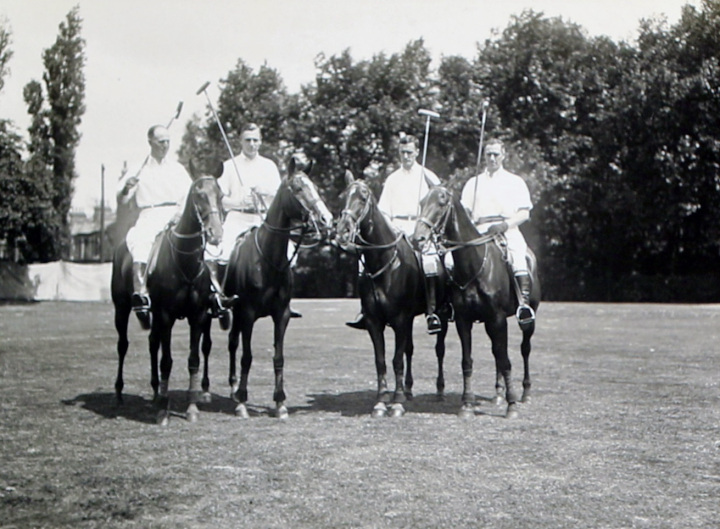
xmin=283 ymin=153 xmax=333 ymax=235
xmin=335 ymin=170 xmax=374 ymax=248
xmin=187 ymin=160 xmax=225 ymax=246
xmin=412 ymin=182 xmax=454 ymax=252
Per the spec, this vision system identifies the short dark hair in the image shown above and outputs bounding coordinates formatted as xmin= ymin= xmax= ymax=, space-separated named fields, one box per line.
xmin=398 ymin=134 xmax=419 ymax=150
xmin=241 ymin=123 xmax=262 ymax=138
xmin=484 ymin=138 xmax=505 ymax=153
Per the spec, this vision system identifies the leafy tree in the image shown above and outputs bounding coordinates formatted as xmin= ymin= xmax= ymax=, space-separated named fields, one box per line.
xmin=0 ymin=17 xmax=12 ymax=93
xmin=23 ymin=6 xmax=85 ymax=261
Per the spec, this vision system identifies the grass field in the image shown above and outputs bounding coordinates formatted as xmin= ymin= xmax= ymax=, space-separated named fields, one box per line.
xmin=0 ymin=300 xmax=718 ymax=528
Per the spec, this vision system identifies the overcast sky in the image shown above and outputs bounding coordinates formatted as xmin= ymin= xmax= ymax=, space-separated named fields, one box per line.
xmin=1 ymin=0 xmax=699 ymax=213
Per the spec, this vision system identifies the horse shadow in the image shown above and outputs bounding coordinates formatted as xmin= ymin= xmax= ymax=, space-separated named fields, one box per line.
xmin=62 ymin=390 xmax=241 ymax=424
xmin=63 ymin=389 xmax=512 ymax=421
xmin=298 ymin=390 xmax=509 ymax=418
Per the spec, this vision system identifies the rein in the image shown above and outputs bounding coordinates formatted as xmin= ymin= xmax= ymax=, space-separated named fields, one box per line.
xmin=338 ymin=184 xmax=405 ymax=280
xmin=421 ymin=193 xmax=498 ymax=291
xmin=252 ymin=174 xmax=327 ymax=272
xmin=164 ymin=176 xmax=222 ymax=284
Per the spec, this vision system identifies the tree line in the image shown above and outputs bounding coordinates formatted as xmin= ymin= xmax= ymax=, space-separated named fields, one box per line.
xmin=2 ymin=2 xmax=719 ymax=301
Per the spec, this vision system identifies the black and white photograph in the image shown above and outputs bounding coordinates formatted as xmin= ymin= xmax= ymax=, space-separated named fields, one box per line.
xmin=1 ymin=1 xmax=718 ymax=527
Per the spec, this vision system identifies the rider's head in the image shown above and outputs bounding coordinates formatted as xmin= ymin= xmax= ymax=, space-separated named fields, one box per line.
xmin=397 ymin=134 xmax=419 ymax=171
xmin=484 ymin=139 xmax=506 ymax=175
xmin=240 ymin=123 xmax=262 ymax=160
xmin=148 ymin=125 xmax=170 ymax=163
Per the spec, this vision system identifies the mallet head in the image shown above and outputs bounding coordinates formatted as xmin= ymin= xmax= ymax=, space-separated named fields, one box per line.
xmin=418 ymin=108 xmax=440 ymax=119
xmin=196 ymin=81 xmax=211 ymax=95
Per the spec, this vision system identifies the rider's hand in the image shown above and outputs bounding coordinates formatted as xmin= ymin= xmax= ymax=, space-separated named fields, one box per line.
xmin=487 ymin=222 xmax=508 ymax=236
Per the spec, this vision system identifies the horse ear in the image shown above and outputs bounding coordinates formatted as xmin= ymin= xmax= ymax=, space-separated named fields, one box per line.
xmin=212 ymin=160 xmax=224 ymax=179
xmin=345 ymin=170 xmax=355 ymax=186
xmin=423 ymin=172 xmax=436 ymax=189
xmin=188 ymin=160 xmax=199 ymax=181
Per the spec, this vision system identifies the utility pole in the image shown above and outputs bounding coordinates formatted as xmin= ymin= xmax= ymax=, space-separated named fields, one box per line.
xmin=99 ymin=164 xmax=105 ymax=262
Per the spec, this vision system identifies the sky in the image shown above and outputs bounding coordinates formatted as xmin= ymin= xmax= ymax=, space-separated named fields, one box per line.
xmin=0 ymin=0 xmax=700 ymax=214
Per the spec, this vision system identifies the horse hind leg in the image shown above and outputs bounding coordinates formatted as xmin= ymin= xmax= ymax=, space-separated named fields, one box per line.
xmin=114 ymin=304 xmax=131 ymax=405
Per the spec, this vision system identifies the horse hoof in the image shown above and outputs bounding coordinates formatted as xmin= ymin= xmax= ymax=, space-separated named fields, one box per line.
xmin=186 ymin=404 xmax=199 ymax=423
xmin=156 ymin=410 xmax=170 ymax=426
xmin=276 ymin=405 xmax=289 ymax=420
xmin=521 ymin=393 xmax=532 ymax=404
xmin=458 ymin=406 xmax=475 ymax=420
xmin=235 ymin=403 xmax=249 ymax=419
xmin=492 ymin=395 xmax=505 ymax=406
xmin=506 ymin=404 xmax=519 ymax=419
xmin=371 ymin=403 xmax=387 ymax=418
xmin=404 ymin=391 xmax=414 ymax=401
xmin=436 ymin=393 xmax=445 ymax=402
xmin=200 ymin=392 xmax=212 ymax=404
xmin=389 ymin=404 xmax=405 ymax=418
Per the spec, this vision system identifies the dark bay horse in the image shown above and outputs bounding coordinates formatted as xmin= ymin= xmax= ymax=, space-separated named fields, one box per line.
xmin=335 ymin=172 xmax=449 ymax=418
xmin=111 ymin=163 xmax=224 ymax=425
xmin=412 ymin=184 xmax=540 ymax=419
xmin=224 ymin=155 xmax=333 ymax=419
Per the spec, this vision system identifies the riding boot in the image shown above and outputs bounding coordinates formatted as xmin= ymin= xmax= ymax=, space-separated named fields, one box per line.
xmin=131 ymin=262 xmax=151 ymax=330
xmin=515 ymin=273 xmax=535 ymax=324
xmin=207 ymin=261 xmax=235 ymax=330
xmin=346 ymin=313 xmax=367 ymax=330
xmin=425 ymin=275 xmax=442 ymax=335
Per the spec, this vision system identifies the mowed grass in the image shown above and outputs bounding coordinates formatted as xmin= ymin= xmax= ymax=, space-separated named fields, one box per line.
xmin=0 ymin=299 xmax=718 ymax=528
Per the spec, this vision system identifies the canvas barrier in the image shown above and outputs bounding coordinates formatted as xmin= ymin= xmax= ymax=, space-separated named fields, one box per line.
xmin=0 ymin=261 xmax=112 ymax=301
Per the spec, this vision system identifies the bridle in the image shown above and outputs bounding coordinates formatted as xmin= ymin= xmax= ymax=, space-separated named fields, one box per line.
xmin=416 ymin=186 xmax=497 ymax=291
xmin=166 ymin=175 xmax=224 ymax=283
xmin=338 ymin=181 xmax=404 ymax=280
xmin=254 ymin=172 xmax=329 ymax=271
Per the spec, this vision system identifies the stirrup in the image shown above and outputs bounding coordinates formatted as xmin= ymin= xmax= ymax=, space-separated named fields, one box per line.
xmin=515 ymin=304 xmax=535 ymax=326
xmin=426 ymin=314 xmax=442 ymax=335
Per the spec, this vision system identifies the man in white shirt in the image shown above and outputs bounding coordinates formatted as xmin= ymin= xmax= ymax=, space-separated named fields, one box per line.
xmin=205 ymin=123 xmax=302 ymax=328
xmin=347 ymin=134 xmax=446 ymax=334
xmin=460 ymin=138 xmax=534 ymax=321
xmin=117 ymin=125 xmax=191 ymax=328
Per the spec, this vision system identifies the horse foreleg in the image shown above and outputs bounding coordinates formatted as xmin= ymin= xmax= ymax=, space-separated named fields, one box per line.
xmin=389 ymin=320 xmax=412 ymax=417
xmin=435 ymin=318 xmax=449 ymax=401
xmin=403 ymin=327 xmax=415 ymax=402
xmin=200 ymin=317 xmax=213 ymax=403
xmin=114 ymin=305 xmax=131 ymax=405
xmin=228 ymin=315 xmax=240 ymax=400
xmin=233 ymin=318 xmax=254 ymax=418
xmin=367 ymin=319 xmax=389 ymax=417
xmin=456 ymin=317 xmax=475 ymax=419
xmin=520 ymin=320 xmax=535 ymax=403
xmin=485 ymin=316 xmax=518 ymax=419
xmin=186 ymin=322 xmax=203 ymax=423
xmin=272 ymin=311 xmax=291 ymax=419
xmin=155 ymin=322 xmax=174 ymax=426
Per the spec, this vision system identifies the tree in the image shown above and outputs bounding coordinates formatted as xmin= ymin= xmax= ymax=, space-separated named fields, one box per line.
xmin=22 ymin=6 xmax=86 ymax=261
xmin=0 ymin=17 xmax=12 ymax=93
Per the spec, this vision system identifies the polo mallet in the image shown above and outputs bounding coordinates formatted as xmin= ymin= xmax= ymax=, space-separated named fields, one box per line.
xmin=471 ymin=100 xmax=490 ymax=215
xmin=166 ymin=101 xmax=184 ymax=128
xmin=417 ymin=108 xmax=440 ymax=214
xmin=196 ymin=81 xmax=244 ymax=186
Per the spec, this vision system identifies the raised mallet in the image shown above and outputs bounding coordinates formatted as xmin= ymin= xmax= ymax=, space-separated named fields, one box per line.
xmin=417 ymin=108 xmax=440 ymax=211
xmin=166 ymin=101 xmax=184 ymax=128
xmin=197 ymin=81 xmax=243 ymax=186
xmin=472 ymin=100 xmax=490 ymax=214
